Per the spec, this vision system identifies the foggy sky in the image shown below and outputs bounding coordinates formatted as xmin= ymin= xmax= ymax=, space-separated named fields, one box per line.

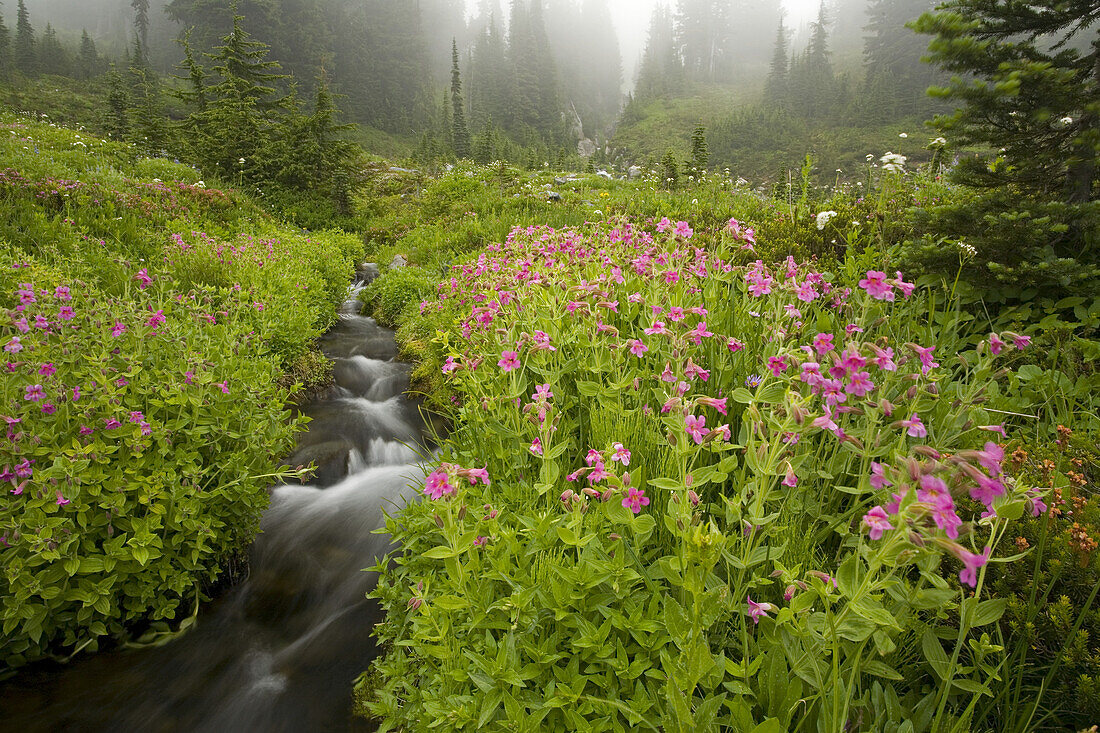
xmin=463 ymin=0 xmax=823 ymax=86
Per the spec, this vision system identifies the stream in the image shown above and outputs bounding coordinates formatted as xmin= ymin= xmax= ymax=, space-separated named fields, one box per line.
xmin=0 ymin=269 xmax=432 ymax=731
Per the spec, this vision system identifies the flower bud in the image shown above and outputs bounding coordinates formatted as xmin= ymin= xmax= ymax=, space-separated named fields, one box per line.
xmin=457 ymin=504 xmax=467 ymax=521
xmin=688 ymin=490 xmax=700 ymax=506
xmin=906 ymin=385 xmax=918 ymax=400
xmin=784 ymin=585 xmax=797 ymax=601
xmin=608 ymin=533 xmax=621 ymax=541
xmin=601 ymin=489 xmax=614 ymax=502
xmin=417 ymin=580 xmax=424 ymax=592
xmin=927 ymin=383 xmax=939 ymax=395
xmin=676 ymin=519 xmax=685 ymax=531
xmin=913 ymin=445 xmax=941 ymax=460
xmin=685 ymin=473 xmax=694 ymax=487
xmin=434 ymin=514 xmax=444 ymax=529
xmin=770 ymin=569 xmax=784 ymax=578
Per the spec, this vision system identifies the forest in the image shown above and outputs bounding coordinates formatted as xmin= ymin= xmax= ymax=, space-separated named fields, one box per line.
xmin=0 ymin=0 xmax=1098 ymax=731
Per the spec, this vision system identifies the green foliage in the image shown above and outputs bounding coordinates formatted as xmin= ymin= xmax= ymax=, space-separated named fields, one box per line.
xmin=690 ymin=123 xmax=708 ymax=172
xmin=984 ymin=432 xmax=1100 ymax=730
xmin=362 ymin=217 xmax=1055 ymax=730
xmin=907 ymin=0 xmax=1100 ymax=298
xmin=0 ymin=111 xmax=362 ymax=671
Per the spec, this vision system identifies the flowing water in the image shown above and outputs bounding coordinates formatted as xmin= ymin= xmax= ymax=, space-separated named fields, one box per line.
xmin=0 ymin=269 xmax=433 ymax=732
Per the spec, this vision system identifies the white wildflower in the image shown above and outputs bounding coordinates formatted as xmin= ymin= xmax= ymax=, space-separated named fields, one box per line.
xmin=957 ymin=241 xmax=977 ymax=259
xmin=929 ymin=137 xmax=947 ymax=148
xmin=880 ymin=152 xmax=907 ymax=173
xmin=816 ymin=210 xmax=838 ymax=230
xmin=898 ymin=132 xmax=908 ymax=138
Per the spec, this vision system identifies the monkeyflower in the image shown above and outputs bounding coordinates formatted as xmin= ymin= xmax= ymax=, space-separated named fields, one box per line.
xmin=497 ymin=350 xmax=521 ymax=372
xmin=685 ymin=414 xmax=708 ymax=444
xmin=862 ymin=506 xmax=894 ymax=540
xmin=621 ymin=486 xmax=650 ymax=514
xmin=611 ymin=443 xmax=631 ymax=466
xmin=858 ymin=271 xmax=894 ymax=300
xmin=899 ymin=413 xmax=928 ymax=438
xmin=746 ymin=595 xmax=775 ymax=624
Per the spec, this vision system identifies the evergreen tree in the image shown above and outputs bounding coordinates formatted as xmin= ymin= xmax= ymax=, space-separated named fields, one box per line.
xmin=129 ymin=63 xmax=168 ymax=153
xmin=788 ymin=3 xmax=837 ymax=121
xmin=763 ymin=17 xmax=789 ymax=110
xmin=131 ymin=0 xmax=150 ymax=51
xmin=862 ymin=0 xmax=939 ymax=119
xmin=690 ymin=123 xmax=708 ymax=171
xmin=171 ymin=28 xmax=208 ymax=115
xmin=78 ymin=29 xmax=101 ymax=80
xmin=184 ymin=3 xmax=289 ymax=177
xmin=0 ymin=5 xmax=11 ymax=80
xmin=907 ymin=0 xmax=1100 ymax=293
xmin=104 ymin=66 xmax=130 ymax=140
xmin=469 ymin=10 xmax=513 ymax=130
xmin=660 ymin=148 xmax=679 ymax=188
xmin=676 ymin=0 xmax=731 ymax=81
xmin=450 ymin=38 xmax=471 ymax=159
xmin=14 ymin=0 xmax=34 ymax=76
xmin=38 ymin=23 xmax=70 ymax=76
xmin=635 ymin=4 xmax=682 ymax=101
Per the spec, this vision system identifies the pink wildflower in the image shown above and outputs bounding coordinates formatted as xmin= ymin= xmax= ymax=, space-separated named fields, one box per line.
xmin=621 ymin=486 xmax=650 ymax=514
xmin=611 ymin=442 xmax=631 ymax=466
xmin=858 ymin=270 xmax=894 ymax=300
xmin=629 ymin=339 xmax=648 ymax=357
xmin=746 ymin=595 xmax=774 ymax=624
xmin=497 ymin=350 xmax=521 ymax=372
xmin=862 ymin=506 xmax=894 ymax=540
xmin=685 ymin=414 xmax=708 ymax=444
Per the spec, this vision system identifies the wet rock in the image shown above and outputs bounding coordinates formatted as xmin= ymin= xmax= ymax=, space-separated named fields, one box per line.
xmin=596 ymin=169 xmax=613 ymax=180
xmin=628 ymin=165 xmax=643 ymax=179
xmin=547 ymin=191 xmax=562 ymax=202
xmin=389 ymin=255 xmax=407 ymax=269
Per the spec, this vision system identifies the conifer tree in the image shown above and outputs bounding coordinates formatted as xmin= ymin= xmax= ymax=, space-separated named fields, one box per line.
xmin=906 ymin=0 xmax=1100 ymax=293
xmin=104 ymin=66 xmax=130 ymax=140
xmin=78 ymin=30 xmax=101 ymax=80
xmin=0 ymin=5 xmax=11 ymax=80
xmin=131 ymin=0 xmax=150 ymax=51
xmin=38 ymin=23 xmax=69 ymax=76
xmin=764 ymin=17 xmax=789 ymax=110
xmin=188 ymin=3 xmax=289 ymax=177
xmin=14 ymin=0 xmax=34 ymax=76
xmin=171 ymin=29 xmax=207 ymax=115
xmin=690 ymin=123 xmax=709 ymax=171
xmin=450 ymin=38 xmax=471 ymax=159
xmin=635 ymin=5 xmax=681 ymax=101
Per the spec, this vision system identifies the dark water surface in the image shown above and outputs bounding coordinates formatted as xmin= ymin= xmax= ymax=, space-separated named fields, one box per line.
xmin=0 ymin=276 xmax=432 ymax=732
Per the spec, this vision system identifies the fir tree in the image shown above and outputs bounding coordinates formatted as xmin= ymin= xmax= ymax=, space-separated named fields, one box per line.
xmin=129 ymin=63 xmax=168 ymax=154
xmin=14 ymin=0 xmax=34 ymax=76
xmin=450 ymin=38 xmax=471 ymax=159
xmin=38 ymin=23 xmax=69 ymax=76
xmin=78 ymin=30 xmax=101 ymax=80
xmin=104 ymin=66 xmax=130 ymax=140
xmin=178 ymin=3 xmax=289 ymax=177
xmin=0 ymin=5 xmax=11 ymax=80
xmin=690 ymin=123 xmax=709 ymax=171
xmin=635 ymin=5 xmax=681 ymax=101
xmin=906 ymin=0 xmax=1100 ymax=294
xmin=131 ymin=0 xmax=150 ymax=51
xmin=764 ymin=17 xmax=789 ymax=110
xmin=660 ymin=149 xmax=679 ymax=189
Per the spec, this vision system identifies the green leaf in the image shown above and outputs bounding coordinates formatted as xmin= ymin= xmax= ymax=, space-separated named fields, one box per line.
xmin=922 ymin=629 xmax=951 ymax=681
xmin=731 ymin=387 xmax=753 ymax=404
xmin=421 ymin=545 xmax=455 ymax=560
xmin=968 ymin=598 xmax=1007 ymax=627
xmin=862 ymin=660 xmax=903 ymax=681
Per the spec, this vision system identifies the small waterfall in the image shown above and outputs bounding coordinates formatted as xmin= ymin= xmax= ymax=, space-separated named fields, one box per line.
xmin=0 ymin=271 xmax=434 ymax=731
